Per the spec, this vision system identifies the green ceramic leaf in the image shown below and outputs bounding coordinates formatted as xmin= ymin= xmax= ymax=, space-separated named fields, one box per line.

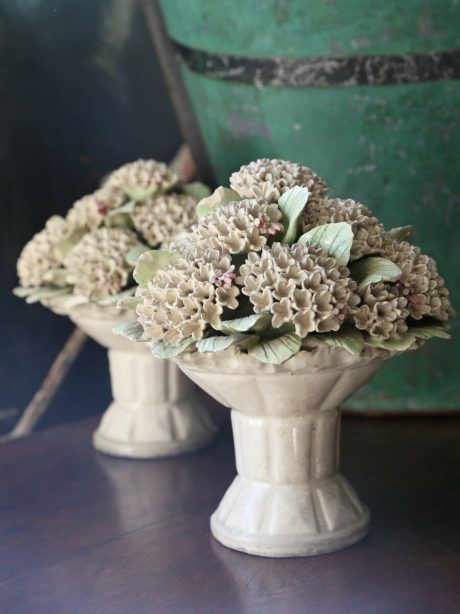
xmin=25 ymin=287 xmax=72 ymax=304
xmin=97 ymin=287 xmax=136 ymax=306
xmin=196 ymin=187 xmax=241 ymax=217
xmin=44 ymin=268 xmax=69 ymax=288
xmin=133 ymin=250 xmax=179 ymax=286
xmin=298 ymin=222 xmax=353 ymax=266
xmin=55 ymin=228 xmax=87 ymax=260
xmin=408 ymin=321 xmax=451 ymax=340
xmin=197 ymin=333 xmax=259 ymax=353
xmin=125 ymin=186 xmax=157 ymax=201
xmin=103 ymin=212 xmax=134 ymax=229
xmin=248 ymin=332 xmax=302 ymax=365
xmin=112 ymin=320 xmax=146 ymax=342
xmin=350 ymin=257 xmax=402 ymax=295
xmin=117 ymin=295 xmax=142 ymax=311
xmin=125 ymin=244 xmax=150 ymax=266
xmin=183 ymin=181 xmax=212 ymax=201
xmin=365 ymin=333 xmax=416 ymax=352
xmin=151 ymin=337 xmax=195 ymax=359
xmin=277 ymin=186 xmax=310 ymax=244
xmin=107 ymin=201 xmax=136 ymax=216
xmin=314 ymin=327 xmax=365 ymax=356
xmin=46 ymin=215 xmax=66 ymax=230
xmin=13 ymin=286 xmax=39 ymax=298
xmin=51 ymin=293 xmax=89 ymax=311
xmin=386 ymin=225 xmax=413 ymax=242
xmin=220 ymin=313 xmax=272 ymax=334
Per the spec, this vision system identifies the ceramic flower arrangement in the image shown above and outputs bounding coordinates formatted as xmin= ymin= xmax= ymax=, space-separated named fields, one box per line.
xmin=14 ymin=159 xmax=215 ymax=458
xmin=119 ymin=157 xmax=453 ymax=558
xmin=15 ymin=159 xmax=210 ymax=309
xmin=124 ymin=157 xmax=452 ymax=364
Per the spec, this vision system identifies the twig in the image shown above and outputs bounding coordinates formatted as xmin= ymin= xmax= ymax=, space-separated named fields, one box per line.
xmin=1 ymin=328 xmax=87 ymax=442
xmin=170 ymin=144 xmax=196 ymax=183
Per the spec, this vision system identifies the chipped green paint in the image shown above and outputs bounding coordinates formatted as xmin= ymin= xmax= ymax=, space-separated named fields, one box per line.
xmin=158 ymin=0 xmax=460 ymax=411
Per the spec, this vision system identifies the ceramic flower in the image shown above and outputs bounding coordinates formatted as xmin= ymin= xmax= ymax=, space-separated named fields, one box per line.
xmin=302 ymin=198 xmax=385 ymax=261
xmin=15 ymin=159 xmax=210 ymax=309
xmin=230 ymin=158 xmax=328 ymax=206
xmin=103 ymin=159 xmax=181 ymax=201
xmin=65 ymin=228 xmax=141 ymax=300
xmin=118 ymin=158 xmax=452 ymax=365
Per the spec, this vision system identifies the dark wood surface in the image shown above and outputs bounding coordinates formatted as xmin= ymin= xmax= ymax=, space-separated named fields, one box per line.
xmin=1 ymin=407 xmax=460 ymax=613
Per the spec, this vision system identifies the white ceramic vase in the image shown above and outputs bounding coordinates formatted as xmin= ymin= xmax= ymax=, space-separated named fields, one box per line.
xmin=177 ymin=346 xmax=386 ymax=557
xmin=64 ymin=304 xmax=215 ymax=458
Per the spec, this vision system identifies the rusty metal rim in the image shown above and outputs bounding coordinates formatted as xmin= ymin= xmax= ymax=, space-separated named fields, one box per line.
xmin=173 ymin=41 xmax=460 ymax=88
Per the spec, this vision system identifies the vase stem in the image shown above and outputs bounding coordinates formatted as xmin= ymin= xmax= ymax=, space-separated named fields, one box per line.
xmin=92 ymin=348 xmax=215 ymax=458
xmin=211 ymin=407 xmax=368 ymax=557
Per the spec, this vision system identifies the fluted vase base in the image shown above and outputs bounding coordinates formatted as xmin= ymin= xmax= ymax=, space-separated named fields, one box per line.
xmin=211 ymin=475 xmax=369 ymax=557
xmin=92 ymin=399 xmax=215 ymax=459
xmin=177 ymin=346 xmax=389 ymax=558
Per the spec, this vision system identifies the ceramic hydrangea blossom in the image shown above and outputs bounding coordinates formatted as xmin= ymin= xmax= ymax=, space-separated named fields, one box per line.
xmin=230 ymin=157 xmax=328 ymax=206
xmin=15 ymin=159 xmax=210 ymax=308
xmin=302 ymin=198 xmax=385 ymax=261
xmin=123 ymin=160 xmax=452 ymax=365
xmin=65 ymin=228 xmax=141 ymax=300
xmin=16 ymin=216 xmax=76 ymax=290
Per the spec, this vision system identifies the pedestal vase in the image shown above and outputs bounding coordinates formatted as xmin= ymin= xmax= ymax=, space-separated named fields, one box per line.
xmin=65 ymin=304 xmax=215 ymax=458
xmin=177 ymin=347 xmax=386 ymax=557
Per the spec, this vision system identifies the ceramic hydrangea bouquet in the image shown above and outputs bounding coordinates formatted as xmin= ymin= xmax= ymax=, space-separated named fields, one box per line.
xmin=121 ymin=158 xmax=453 ymax=557
xmin=15 ymin=159 xmax=216 ymax=458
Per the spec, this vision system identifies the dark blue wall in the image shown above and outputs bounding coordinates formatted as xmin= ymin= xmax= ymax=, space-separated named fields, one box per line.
xmin=0 ymin=0 xmax=181 ymax=433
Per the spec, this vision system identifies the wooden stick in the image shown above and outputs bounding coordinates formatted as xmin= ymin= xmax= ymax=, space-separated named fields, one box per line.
xmin=1 ymin=328 xmax=87 ymax=442
xmin=170 ymin=144 xmax=196 ymax=183
xmin=140 ymin=0 xmax=215 ymax=185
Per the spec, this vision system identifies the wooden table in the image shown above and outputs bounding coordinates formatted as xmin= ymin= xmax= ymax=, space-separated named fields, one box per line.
xmin=1 ymin=410 xmax=460 ymax=613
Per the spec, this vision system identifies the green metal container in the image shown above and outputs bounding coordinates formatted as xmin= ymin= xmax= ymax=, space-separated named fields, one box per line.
xmin=157 ymin=0 xmax=460 ymax=412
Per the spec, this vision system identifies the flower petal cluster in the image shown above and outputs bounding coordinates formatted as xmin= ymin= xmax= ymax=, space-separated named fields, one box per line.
xmin=302 ymin=198 xmax=385 ymax=261
xmin=17 ymin=217 xmax=74 ymax=288
xmin=66 ymin=187 xmax=125 ymax=230
xmin=65 ymin=228 xmax=140 ymax=299
xmin=103 ymin=159 xmax=180 ymax=199
xmin=131 ymin=193 xmax=197 ymax=247
xmin=239 ymin=242 xmax=359 ymax=338
xmin=383 ymin=238 xmax=451 ymax=321
xmin=137 ymin=252 xmax=240 ymax=344
xmin=230 ymin=158 xmax=328 ymax=206
xmin=181 ymin=198 xmax=283 ymax=259
xmin=353 ymin=282 xmax=409 ymax=339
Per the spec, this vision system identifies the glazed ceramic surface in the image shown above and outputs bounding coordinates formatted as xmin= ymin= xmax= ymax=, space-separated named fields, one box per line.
xmin=65 ymin=303 xmax=215 ymax=458
xmin=177 ymin=347 xmax=386 ymax=557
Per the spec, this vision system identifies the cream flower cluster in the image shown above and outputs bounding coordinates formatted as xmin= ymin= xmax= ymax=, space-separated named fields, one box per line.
xmin=66 ymin=187 xmax=125 ymax=230
xmin=230 ymin=158 xmax=328 ymax=205
xmin=353 ymin=282 xmax=409 ymax=339
xmin=181 ymin=198 xmax=283 ymax=260
xmin=136 ymin=252 xmax=239 ymax=343
xmin=383 ymin=239 xmax=451 ymax=321
xmin=131 ymin=193 xmax=197 ymax=247
xmin=65 ymin=228 xmax=141 ymax=299
xmin=239 ymin=242 xmax=359 ymax=337
xmin=17 ymin=158 xmax=201 ymax=305
xmin=16 ymin=217 xmax=73 ymax=288
xmin=302 ymin=198 xmax=385 ymax=261
xmin=103 ymin=159 xmax=180 ymax=199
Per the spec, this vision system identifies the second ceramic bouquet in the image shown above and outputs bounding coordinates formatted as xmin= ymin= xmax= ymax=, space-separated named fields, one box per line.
xmin=15 ymin=159 xmax=215 ymax=457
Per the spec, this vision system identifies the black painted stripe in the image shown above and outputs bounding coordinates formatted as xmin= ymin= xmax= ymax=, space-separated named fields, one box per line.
xmin=173 ymin=42 xmax=460 ymax=88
